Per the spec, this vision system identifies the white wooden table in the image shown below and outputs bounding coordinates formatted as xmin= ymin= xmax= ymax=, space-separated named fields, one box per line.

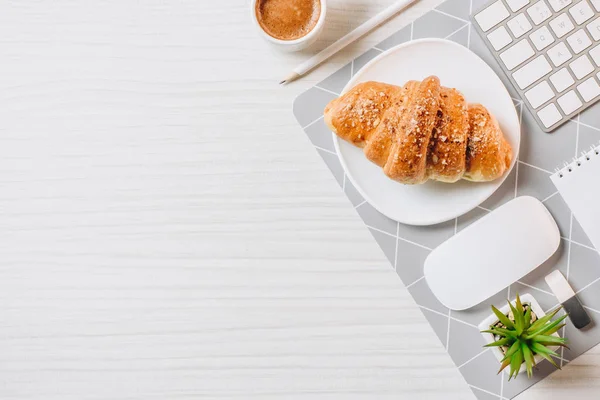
xmin=1 ymin=1 xmax=599 ymax=399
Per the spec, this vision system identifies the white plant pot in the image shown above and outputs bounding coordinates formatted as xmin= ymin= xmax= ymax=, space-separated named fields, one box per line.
xmin=478 ymin=293 xmax=560 ymax=376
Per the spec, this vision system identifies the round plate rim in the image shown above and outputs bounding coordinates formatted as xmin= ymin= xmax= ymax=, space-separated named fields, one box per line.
xmin=332 ymin=38 xmax=521 ymax=226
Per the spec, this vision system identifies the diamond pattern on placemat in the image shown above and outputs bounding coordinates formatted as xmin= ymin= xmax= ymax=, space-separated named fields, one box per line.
xmin=516 ymin=163 xmax=555 ymax=199
xmin=447 ymin=319 xmax=487 ymax=366
xmin=318 ymin=63 xmax=352 ymax=94
xmin=368 ymin=228 xmax=397 ymax=266
xmin=568 ymin=242 xmax=600 ymax=291
xmin=356 ymin=202 xmax=397 ymax=235
xmin=502 ymin=356 xmax=570 ymax=399
xmin=316 ymin=148 xmax=345 ymax=187
xmin=396 ymin=240 xmax=430 ymax=285
xmin=519 ymin=114 xmax=577 ymax=172
xmin=446 ymin=24 xmax=470 ymax=46
xmin=352 ymin=49 xmax=384 ymax=73
xmin=413 ymin=10 xmax=467 ymax=40
xmin=470 ymin=386 xmax=502 ymax=400
xmin=343 ymin=179 xmax=364 ymax=207
xmin=304 ymin=117 xmax=336 ymax=152
xmin=376 ymin=25 xmax=412 ymax=51
xmin=580 ymin=106 xmax=600 ymax=128
xmin=542 ymin=192 xmax=571 ymax=237
xmin=456 ymin=207 xmax=488 ymax=233
xmin=572 ymin=216 xmax=594 ymax=248
xmin=480 ymin=164 xmax=517 ymax=211
xmin=436 ymin=0 xmax=472 ymax=20
xmin=460 ymin=350 xmax=502 ymax=395
xmin=397 ymin=219 xmax=455 ymax=249
xmin=453 ymin=288 xmax=510 ymax=327
xmin=421 ymin=308 xmax=451 ymax=348
xmin=292 ymin=0 xmax=600 ymax=398
xmin=577 ymin=123 xmax=600 ymax=152
xmin=408 ymin=277 xmax=449 ymax=315
xmin=562 ymin=314 xmax=600 ymax=361
xmin=293 ymin=88 xmax=336 ymax=128
xmin=518 ymin=239 xmax=569 ymax=294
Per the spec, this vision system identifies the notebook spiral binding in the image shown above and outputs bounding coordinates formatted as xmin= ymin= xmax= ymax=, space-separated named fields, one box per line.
xmin=554 ymin=143 xmax=600 ymax=179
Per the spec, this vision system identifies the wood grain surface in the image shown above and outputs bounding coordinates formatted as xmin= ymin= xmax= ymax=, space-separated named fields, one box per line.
xmin=0 ymin=0 xmax=598 ymax=399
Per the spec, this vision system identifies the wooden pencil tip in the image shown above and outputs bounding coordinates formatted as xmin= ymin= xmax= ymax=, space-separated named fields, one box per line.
xmin=279 ymin=72 xmax=300 ymax=85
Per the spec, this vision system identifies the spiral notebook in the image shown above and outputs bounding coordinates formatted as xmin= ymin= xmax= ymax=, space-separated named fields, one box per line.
xmin=551 ymin=144 xmax=600 ymax=251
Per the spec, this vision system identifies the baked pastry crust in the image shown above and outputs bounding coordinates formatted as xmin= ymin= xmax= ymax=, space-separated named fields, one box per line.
xmin=426 ymin=87 xmax=469 ymax=183
xmin=323 ymin=77 xmax=512 ymax=184
xmin=323 ymin=81 xmax=399 ymax=147
xmin=464 ymin=103 xmax=512 ymax=182
xmin=363 ymin=81 xmax=416 ymax=167
xmin=383 ymin=76 xmax=441 ymax=184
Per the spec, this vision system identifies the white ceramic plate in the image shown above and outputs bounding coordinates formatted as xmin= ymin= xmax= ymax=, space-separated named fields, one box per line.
xmin=334 ymin=39 xmax=520 ymax=226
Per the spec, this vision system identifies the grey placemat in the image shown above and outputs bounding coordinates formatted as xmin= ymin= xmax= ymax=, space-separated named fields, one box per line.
xmin=293 ymin=0 xmax=600 ymax=398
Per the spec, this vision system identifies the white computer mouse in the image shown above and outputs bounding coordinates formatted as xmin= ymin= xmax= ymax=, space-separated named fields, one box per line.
xmin=424 ymin=196 xmax=560 ymax=311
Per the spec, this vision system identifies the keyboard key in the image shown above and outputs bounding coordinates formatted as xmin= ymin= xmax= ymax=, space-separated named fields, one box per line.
xmin=567 ymin=29 xmax=593 ymax=53
xmin=548 ymin=0 xmax=573 ymax=10
xmin=569 ymin=54 xmax=594 ymax=78
xmin=577 ymin=76 xmax=600 ymax=100
xmin=557 ymin=90 xmax=583 ymax=113
xmin=513 ymin=55 xmax=553 ymax=88
xmin=488 ymin=26 xmax=513 ymax=50
xmin=525 ymin=81 xmax=556 ymax=107
xmin=507 ymin=0 xmax=531 ymax=11
xmin=550 ymin=68 xmax=576 ymax=91
xmin=550 ymin=13 xmax=575 ymax=37
xmin=508 ymin=14 xmax=533 ymax=37
xmin=548 ymin=42 xmax=573 ymax=66
xmin=530 ymin=26 xmax=556 ymax=50
xmin=500 ymin=40 xmax=536 ymax=69
xmin=476 ymin=1 xmax=510 ymax=31
xmin=586 ymin=17 xmax=600 ymax=40
xmin=569 ymin=1 xmax=595 ymax=24
xmin=537 ymin=103 xmax=563 ymax=127
xmin=528 ymin=1 xmax=553 ymax=25
xmin=591 ymin=0 xmax=600 ymax=10
xmin=590 ymin=44 xmax=600 ymax=65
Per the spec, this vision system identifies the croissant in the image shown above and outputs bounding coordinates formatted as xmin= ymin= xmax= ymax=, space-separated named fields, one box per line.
xmin=323 ymin=76 xmax=512 ymax=185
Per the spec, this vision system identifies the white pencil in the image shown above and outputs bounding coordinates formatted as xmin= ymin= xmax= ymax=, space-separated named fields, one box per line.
xmin=280 ymin=0 xmax=420 ymax=85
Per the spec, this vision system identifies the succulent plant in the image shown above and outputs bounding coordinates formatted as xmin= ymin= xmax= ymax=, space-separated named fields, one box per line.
xmin=481 ymin=293 xmax=568 ymax=380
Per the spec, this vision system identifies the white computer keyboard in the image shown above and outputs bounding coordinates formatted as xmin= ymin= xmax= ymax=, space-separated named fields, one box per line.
xmin=472 ymin=0 xmax=600 ymax=132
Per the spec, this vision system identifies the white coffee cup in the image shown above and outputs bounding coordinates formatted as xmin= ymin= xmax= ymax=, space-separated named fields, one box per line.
xmin=251 ymin=0 xmax=327 ymax=52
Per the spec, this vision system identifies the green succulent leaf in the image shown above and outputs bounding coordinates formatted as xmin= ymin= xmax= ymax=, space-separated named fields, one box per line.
xmin=509 ymin=347 xmax=524 ymax=380
xmin=523 ymin=305 xmax=532 ymax=331
xmin=531 ymin=343 xmax=561 ymax=369
xmin=535 ymin=341 xmax=568 ymax=348
xmin=522 ymin=343 xmax=535 ymax=378
xmin=498 ymin=358 xmax=511 ymax=375
xmin=492 ymin=305 xmax=515 ymax=329
xmin=501 ymin=341 xmax=521 ymax=363
xmin=515 ymin=293 xmax=524 ymax=314
xmin=530 ymin=342 xmax=559 ymax=358
xmin=485 ymin=337 xmax=513 ymax=348
xmin=482 ymin=327 xmax=517 ymax=339
xmin=527 ymin=307 xmax=561 ymax=333
xmin=544 ymin=323 xmax=567 ymax=337
xmin=531 ymin=334 xmax=568 ymax=347
xmin=525 ymin=314 xmax=568 ymax=339
xmin=509 ymin=301 xmax=524 ymax=335
xmin=484 ymin=299 xmax=567 ymax=380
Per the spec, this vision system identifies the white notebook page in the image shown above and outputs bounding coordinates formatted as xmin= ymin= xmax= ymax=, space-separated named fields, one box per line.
xmin=551 ymin=146 xmax=600 ymax=251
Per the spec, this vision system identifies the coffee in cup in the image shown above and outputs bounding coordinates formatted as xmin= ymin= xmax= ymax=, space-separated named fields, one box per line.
xmin=255 ymin=0 xmax=322 ymax=41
